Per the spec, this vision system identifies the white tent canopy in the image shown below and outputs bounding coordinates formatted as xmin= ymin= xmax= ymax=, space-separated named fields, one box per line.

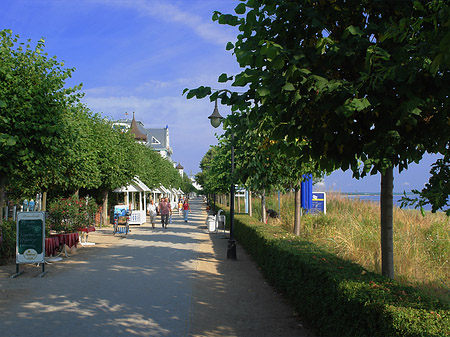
xmin=113 ymin=177 xmax=150 ymax=225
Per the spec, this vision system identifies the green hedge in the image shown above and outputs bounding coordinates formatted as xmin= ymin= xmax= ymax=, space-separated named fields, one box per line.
xmin=217 ymin=206 xmax=450 ymax=336
xmin=0 ymin=220 xmax=16 ymax=262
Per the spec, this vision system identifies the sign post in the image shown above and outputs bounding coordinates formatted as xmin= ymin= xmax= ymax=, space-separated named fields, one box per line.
xmin=12 ymin=211 xmax=47 ymax=278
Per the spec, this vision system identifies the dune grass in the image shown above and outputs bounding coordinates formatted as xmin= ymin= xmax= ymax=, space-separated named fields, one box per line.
xmin=243 ymin=191 xmax=450 ymax=303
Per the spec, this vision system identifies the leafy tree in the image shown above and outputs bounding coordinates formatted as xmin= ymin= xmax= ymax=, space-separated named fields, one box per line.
xmin=398 ymin=1 xmax=450 ymax=214
xmin=198 ymin=145 xmax=230 ymax=196
xmin=0 ymin=29 xmax=81 ymax=223
xmin=186 ymin=1 xmax=450 ymax=279
xmin=402 ymin=154 xmax=450 ymax=215
xmin=225 ymin=105 xmax=323 ymax=232
xmin=91 ymin=118 xmax=136 ymax=224
xmin=134 ymin=143 xmax=165 ymax=189
xmin=44 ymin=103 xmax=103 ymax=195
xmin=181 ymin=173 xmax=197 ymax=195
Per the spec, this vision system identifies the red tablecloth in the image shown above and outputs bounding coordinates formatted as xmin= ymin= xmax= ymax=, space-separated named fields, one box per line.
xmin=45 ymin=237 xmax=60 ymax=257
xmin=79 ymin=226 xmax=95 ymax=233
xmin=45 ymin=233 xmax=79 ymax=257
xmin=49 ymin=233 xmax=79 ymax=248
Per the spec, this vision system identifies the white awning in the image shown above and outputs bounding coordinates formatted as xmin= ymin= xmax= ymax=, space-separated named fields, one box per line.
xmin=159 ymin=185 xmax=171 ymax=194
xmin=151 ymin=187 xmax=164 ymax=194
xmin=113 ymin=176 xmax=150 ymax=193
xmin=114 ymin=184 xmax=141 ymax=193
xmin=133 ymin=177 xmax=151 ymax=192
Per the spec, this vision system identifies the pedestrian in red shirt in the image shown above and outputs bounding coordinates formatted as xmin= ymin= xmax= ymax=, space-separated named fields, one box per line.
xmin=159 ymin=197 xmax=172 ymax=228
xmin=183 ymin=199 xmax=191 ymax=223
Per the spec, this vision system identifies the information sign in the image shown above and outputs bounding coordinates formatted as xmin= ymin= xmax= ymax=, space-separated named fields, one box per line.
xmin=311 ymin=192 xmax=327 ymax=214
xmin=114 ymin=204 xmax=129 ymax=217
xmin=16 ymin=212 xmax=45 ymax=264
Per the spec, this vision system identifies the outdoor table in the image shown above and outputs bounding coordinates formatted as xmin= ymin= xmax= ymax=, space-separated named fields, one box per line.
xmin=49 ymin=233 xmax=79 ymax=257
xmin=45 ymin=237 xmax=60 ymax=257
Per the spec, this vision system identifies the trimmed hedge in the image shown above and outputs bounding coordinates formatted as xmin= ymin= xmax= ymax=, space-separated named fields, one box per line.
xmin=0 ymin=220 xmax=16 ymax=262
xmin=218 ymin=206 xmax=450 ymax=336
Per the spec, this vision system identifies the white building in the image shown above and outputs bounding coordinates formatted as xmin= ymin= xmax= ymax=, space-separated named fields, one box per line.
xmin=113 ymin=112 xmax=173 ymax=159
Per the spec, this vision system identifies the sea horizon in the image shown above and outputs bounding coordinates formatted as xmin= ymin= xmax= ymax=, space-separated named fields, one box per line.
xmin=338 ymin=192 xmax=433 ymax=211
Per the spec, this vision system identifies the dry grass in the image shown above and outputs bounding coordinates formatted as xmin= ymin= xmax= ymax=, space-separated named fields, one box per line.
xmin=258 ymin=191 xmax=450 ymax=302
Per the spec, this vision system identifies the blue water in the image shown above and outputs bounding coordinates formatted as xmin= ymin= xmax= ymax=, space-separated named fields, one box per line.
xmin=345 ymin=194 xmax=434 ymax=212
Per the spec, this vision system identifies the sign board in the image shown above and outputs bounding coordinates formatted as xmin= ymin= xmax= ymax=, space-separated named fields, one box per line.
xmin=16 ymin=212 xmax=45 ymax=264
xmin=311 ymin=192 xmax=326 ymax=214
xmin=114 ymin=204 xmax=129 ymax=217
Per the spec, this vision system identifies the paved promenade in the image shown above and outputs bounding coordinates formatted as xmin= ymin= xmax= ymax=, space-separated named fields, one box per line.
xmin=0 ymin=197 xmax=313 ymax=336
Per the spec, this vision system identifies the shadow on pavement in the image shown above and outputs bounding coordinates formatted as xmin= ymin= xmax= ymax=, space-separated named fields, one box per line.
xmin=188 ymin=198 xmax=314 ymax=337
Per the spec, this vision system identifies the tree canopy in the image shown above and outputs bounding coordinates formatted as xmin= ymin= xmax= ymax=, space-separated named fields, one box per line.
xmin=0 ymin=29 xmax=81 ymax=193
xmin=0 ymin=29 xmax=190 ymax=214
xmin=186 ymin=0 xmax=450 ymax=279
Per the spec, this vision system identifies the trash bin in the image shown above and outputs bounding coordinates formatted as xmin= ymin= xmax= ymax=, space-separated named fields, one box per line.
xmin=207 ymin=215 xmax=216 ymax=232
xmin=217 ymin=214 xmax=226 ymax=230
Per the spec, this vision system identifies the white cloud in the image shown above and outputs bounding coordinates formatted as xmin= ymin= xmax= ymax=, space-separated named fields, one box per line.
xmin=89 ymin=0 xmax=236 ymax=46
xmin=82 ymin=91 xmax=224 ymax=175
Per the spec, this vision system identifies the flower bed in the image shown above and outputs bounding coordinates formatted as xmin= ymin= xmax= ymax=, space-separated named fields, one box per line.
xmin=47 ymin=195 xmax=98 ymax=234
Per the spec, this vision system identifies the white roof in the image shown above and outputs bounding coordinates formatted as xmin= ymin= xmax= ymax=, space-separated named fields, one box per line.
xmin=133 ymin=177 xmax=150 ymax=192
xmin=151 ymin=187 xmax=164 ymax=194
xmin=113 ymin=176 xmax=150 ymax=193
xmin=113 ymin=184 xmax=140 ymax=193
xmin=159 ymin=185 xmax=171 ymax=194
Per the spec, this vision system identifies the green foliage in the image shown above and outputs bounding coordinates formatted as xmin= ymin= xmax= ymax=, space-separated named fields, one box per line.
xmin=187 ymin=0 xmax=450 ymax=180
xmin=0 ymin=28 xmax=184 ymax=204
xmin=181 ymin=173 xmax=197 ymax=195
xmin=402 ymin=154 xmax=450 ymax=215
xmin=0 ymin=29 xmax=81 ymax=193
xmin=219 ymin=206 xmax=450 ymax=336
xmin=198 ymin=145 xmax=231 ymax=194
xmin=47 ymin=195 xmax=98 ymax=233
xmin=186 ymin=0 xmax=450 ymax=280
xmin=0 ymin=220 xmax=16 ymax=261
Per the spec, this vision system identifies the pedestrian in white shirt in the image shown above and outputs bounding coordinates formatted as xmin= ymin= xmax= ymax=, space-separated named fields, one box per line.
xmin=148 ymin=199 xmax=157 ymax=228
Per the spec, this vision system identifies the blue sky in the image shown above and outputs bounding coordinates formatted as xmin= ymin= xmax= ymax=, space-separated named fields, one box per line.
xmin=1 ymin=0 xmax=441 ymax=194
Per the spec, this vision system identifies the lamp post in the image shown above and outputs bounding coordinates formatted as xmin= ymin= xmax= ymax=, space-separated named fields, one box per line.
xmin=208 ymin=98 xmax=237 ymax=260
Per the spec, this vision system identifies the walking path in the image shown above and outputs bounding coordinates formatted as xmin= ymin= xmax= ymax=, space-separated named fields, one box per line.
xmin=0 ymin=197 xmax=313 ymax=336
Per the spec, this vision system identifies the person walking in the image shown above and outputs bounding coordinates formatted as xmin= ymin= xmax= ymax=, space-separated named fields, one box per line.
xmin=183 ymin=199 xmax=191 ymax=223
xmin=178 ymin=199 xmax=183 ymax=215
xmin=159 ymin=197 xmax=172 ymax=228
xmin=148 ymin=199 xmax=157 ymax=229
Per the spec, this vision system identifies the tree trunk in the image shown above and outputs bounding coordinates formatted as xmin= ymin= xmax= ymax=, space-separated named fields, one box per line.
xmin=381 ymin=167 xmax=394 ymax=279
xmin=278 ymin=190 xmax=281 ymax=215
xmin=249 ymin=190 xmax=253 ymax=217
xmin=0 ymin=174 xmax=5 ymax=225
xmin=42 ymin=191 xmax=47 ymax=212
xmin=294 ymin=185 xmax=301 ymax=236
xmin=102 ymin=190 xmax=109 ymax=227
xmin=261 ymin=189 xmax=267 ymax=224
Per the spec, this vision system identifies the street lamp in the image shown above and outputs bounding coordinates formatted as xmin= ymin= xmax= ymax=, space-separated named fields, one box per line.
xmin=208 ymin=100 xmax=223 ymax=128
xmin=208 ymin=96 xmax=237 ymax=260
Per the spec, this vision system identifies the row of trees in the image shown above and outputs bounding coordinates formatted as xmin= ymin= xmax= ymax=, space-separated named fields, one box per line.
xmin=187 ymin=1 xmax=450 ymax=279
xmin=0 ymin=29 xmax=193 ymax=225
